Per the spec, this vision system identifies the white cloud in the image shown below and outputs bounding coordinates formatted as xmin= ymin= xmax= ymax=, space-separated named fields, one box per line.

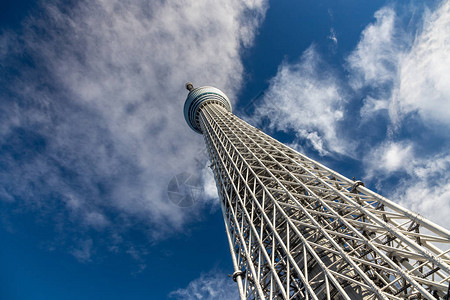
xmin=252 ymin=46 xmax=349 ymax=156
xmin=0 ymin=0 xmax=267 ymax=251
xmin=347 ymin=7 xmax=401 ymax=90
xmin=201 ymin=167 xmax=220 ymax=206
xmin=256 ymin=2 xmax=450 ymax=231
xmin=349 ymin=2 xmax=450 ymax=127
xmin=364 ymin=141 xmax=450 ymax=228
xmin=359 ymin=96 xmax=389 ymax=120
xmin=329 ymin=28 xmax=338 ymax=44
xmin=395 ymin=154 xmax=450 ymax=229
xmin=394 ymin=1 xmax=450 ymax=125
xmin=365 ymin=141 xmax=414 ymax=177
xmin=169 ymin=270 xmax=239 ymax=300
xmin=83 ymin=211 xmax=110 ymax=230
xmin=350 ymin=2 xmax=450 ymax=228
xmin=397 ymin=181 xmax=450 ymax=229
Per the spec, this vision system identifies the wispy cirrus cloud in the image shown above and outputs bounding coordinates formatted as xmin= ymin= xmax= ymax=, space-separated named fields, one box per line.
xmin=0 ymin=0 xmax=267 ymax=258
xmin=347 ymin=7 xmax=402 ymax=91
xmin=251 ymin=46 xmax=349 ymax=156
xmin=393 ymin=1 xmax=450 ymax=126
xmin=348 ymin=2 xmax=450 ymax=128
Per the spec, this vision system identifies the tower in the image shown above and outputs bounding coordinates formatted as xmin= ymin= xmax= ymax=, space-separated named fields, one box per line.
xmin=183 ymin=84 xmax=450 ymax=299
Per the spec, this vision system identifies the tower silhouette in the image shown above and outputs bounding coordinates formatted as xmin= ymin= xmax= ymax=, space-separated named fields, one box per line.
xmin=183 ymin=84 xmax=450 ymax=299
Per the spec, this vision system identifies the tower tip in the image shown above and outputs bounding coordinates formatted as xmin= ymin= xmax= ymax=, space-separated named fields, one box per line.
xmin=185 ymin=82 xmax=194 ymax=92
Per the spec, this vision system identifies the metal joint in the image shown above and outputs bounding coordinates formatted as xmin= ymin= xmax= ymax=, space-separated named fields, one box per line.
xmin=232 ymin=270 xmax=244 ymax=282
xmin=350 ymin=180 xmax=364 ymax=193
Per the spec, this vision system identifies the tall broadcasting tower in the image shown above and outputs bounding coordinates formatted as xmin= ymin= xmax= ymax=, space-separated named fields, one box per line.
xmin=183 ymin=83 xmax=450 ymax=299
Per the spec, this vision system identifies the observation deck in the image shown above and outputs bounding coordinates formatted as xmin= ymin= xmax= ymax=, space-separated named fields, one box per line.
xmin=183 ymin=83 xmax=232 ymax=134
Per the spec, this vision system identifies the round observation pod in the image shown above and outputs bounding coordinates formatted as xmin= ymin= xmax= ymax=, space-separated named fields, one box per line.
xmin=183 ymin=83 xmax=232 ymax=134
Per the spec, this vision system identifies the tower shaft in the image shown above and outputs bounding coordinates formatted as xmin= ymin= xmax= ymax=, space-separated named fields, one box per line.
xmin=183 ymin=85 xmax=450 ymax=299
xmin=200 ymin=103 xmax=449 ymax=299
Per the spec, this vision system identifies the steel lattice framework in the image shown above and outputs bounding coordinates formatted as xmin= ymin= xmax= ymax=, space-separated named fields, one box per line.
xmin=183 ymin=84 xmax=450 ymax=299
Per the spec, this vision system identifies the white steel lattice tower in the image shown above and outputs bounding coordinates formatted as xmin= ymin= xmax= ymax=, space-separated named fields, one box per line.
xmin=183 ymin=83 xmax=450 ymax=299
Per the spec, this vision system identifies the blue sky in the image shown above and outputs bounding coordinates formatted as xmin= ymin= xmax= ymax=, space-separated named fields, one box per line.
xmin=1 ymin=0 xmax=449 ymax=299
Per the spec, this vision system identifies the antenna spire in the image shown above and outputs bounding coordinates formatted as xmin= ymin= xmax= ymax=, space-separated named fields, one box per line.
xmin=185 ymin=82 xmax=194 ymax=92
